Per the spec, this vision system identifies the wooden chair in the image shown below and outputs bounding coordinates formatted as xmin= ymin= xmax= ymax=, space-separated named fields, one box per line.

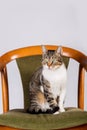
xmin=0 ymin=45 xmax=87 ymax=130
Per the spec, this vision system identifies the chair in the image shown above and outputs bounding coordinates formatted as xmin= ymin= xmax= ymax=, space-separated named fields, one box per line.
xmin=0 ymin=45 xmax=87 ymax=130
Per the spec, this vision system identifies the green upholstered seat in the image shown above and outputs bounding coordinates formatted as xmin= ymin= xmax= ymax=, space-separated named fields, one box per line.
xmin=0 ymin=108 xmax=87 ymax=130
xmin=0 ymin=55 xmax=87 ymax=129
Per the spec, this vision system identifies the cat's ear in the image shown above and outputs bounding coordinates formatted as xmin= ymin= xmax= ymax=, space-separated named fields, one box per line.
xmin=41 ymin=45 xmax=47 ymax=54
xmin=55 ymin=46 xmax=63 ymax=55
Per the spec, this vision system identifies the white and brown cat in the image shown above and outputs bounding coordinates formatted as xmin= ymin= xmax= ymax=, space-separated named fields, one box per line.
xmin=28 ymin=45 xmax=67 ymax=114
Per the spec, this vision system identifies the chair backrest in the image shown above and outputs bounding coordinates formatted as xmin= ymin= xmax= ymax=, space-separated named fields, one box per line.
xmin=0 ymin=45 xmax=87 ymax=113
xmin=16 ymin=55 xmax=69 ymax=109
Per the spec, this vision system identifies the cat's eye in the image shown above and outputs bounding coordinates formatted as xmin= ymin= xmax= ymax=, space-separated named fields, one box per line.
xmin=58 ymin=57 xmax=62 ymax=62
xmin=44 ymin=59 xmax=48 ymax=62
xmin=42 ymin=57 xmax=48 ymax=64
xmin=51 ymin=56 xmax=54 ymax=59
xmin=44 ymin=54 xmax=48 ymax=59
xmin=52 ymin=55 xmax=58 ymax=59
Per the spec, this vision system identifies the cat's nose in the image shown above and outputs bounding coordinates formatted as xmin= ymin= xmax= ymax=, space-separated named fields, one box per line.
xmin=47 ymin=62 xmax=52 ymax=67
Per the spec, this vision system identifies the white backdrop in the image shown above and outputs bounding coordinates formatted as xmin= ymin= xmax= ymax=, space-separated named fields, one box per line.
xmin=0 ymin=0 xmax=87 ymax=113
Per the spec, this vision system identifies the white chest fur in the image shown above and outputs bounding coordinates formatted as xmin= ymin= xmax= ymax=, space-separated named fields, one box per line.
xmin=42 ymin=64 xmax=67 ymax=98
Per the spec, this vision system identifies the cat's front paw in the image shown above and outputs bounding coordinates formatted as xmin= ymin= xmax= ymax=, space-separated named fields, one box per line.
xmin=52 ymin=106 xmax=59 ymax=114
xmin=59 ymin=108 xmax=65 ymax=113
xmin=53 ymin=111 xmax=59 ymax=115
xmin=46 ymin=109 xmax=53 ymax=114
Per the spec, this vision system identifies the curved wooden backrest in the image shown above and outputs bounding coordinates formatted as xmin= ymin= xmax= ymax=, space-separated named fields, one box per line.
xmin=0 ymin=45 xmax=87 ymax=70
xmin=0 ymin=45 xmax=87 ymax=113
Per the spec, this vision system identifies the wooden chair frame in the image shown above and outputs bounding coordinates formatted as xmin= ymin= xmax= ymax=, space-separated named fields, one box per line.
xmin=0 ymin=45 xmax=87 ymax=130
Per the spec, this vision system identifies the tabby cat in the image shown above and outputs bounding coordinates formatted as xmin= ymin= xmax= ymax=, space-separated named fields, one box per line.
xmin=28 ymin=45 xmax=67 ymax=114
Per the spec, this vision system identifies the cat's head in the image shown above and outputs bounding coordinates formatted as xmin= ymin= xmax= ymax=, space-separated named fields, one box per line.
xmin=41 ymin=45 xmax=63 ymax=70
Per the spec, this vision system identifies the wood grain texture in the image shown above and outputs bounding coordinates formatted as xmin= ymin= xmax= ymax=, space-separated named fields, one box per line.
xmin=78 ymin=65 xmax=85 ymax=109
xmin=1 ymin=67 xmax=9 ymax=113
xmin=0 ymin=45 xmax=87 ymax=71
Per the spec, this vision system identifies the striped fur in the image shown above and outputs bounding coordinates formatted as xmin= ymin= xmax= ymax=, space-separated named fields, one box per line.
xmin=28 ymin=45 xmax=67 ymax=114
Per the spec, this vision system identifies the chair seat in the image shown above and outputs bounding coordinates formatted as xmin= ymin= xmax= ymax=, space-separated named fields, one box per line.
xmin=0 ymin=108 xmax=87 ymax=130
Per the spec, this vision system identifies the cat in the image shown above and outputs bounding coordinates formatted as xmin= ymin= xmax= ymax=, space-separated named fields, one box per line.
xmin=28 ymin=45 xmax=67 ymax=114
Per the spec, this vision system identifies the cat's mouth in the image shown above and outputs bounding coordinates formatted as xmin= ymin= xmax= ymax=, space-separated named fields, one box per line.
xmin=45 ymin=64 xmax=61 ymax=70
xmin=46 ymin=62 xmax=60 ymax=70
xmin=50 ymin=66 xmax=60 ymax=70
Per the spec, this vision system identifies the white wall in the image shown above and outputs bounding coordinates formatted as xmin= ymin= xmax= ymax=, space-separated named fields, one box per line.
xmin=0 ymin=0 xmax=87 ymax=113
